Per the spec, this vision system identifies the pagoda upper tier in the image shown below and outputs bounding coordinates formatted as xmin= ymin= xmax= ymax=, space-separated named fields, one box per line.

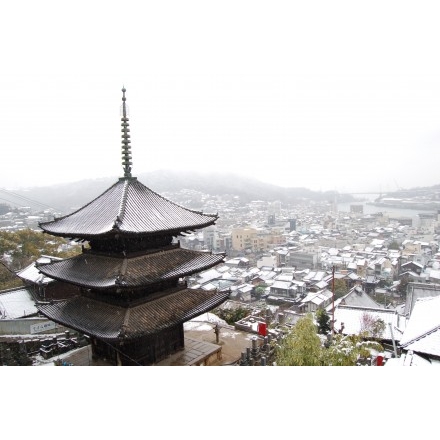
xmin=39 ymin=177 xmax=218 ymax=240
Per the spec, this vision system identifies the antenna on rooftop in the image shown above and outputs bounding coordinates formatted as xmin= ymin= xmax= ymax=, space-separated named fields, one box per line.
xmin=120 ymin=86 xmax=133 ymax=178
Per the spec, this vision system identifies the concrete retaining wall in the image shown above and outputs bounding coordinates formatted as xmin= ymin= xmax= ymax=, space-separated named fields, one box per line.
xmin=0 ymin=317 xmax=64 ymax=336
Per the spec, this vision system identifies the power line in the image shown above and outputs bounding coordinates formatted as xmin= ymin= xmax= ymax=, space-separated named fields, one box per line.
xmin=0 ymin=196 xmax=54 ymax=211
xmin=0 ymin=189 xmax=57 ymax=210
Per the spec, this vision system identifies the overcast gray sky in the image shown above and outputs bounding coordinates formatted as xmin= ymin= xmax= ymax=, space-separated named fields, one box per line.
xmin=2 ymin=1 xmax=440 ymax=194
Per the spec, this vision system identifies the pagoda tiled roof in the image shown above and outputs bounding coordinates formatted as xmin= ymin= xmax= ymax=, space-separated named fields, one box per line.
xmin=36 ymin=247 xmax=225 ymax=289
xmin=39 ymin=177 xmax=218 ymax=239
xmin=37 ymin=287 xmax=230 ymax=342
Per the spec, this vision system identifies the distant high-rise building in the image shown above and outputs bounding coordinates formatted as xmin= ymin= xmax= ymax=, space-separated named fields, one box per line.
xmin=289 ymin=218 xmax=297 ymax=232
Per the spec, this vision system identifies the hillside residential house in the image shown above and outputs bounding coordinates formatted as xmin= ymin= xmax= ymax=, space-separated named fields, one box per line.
xmin=400 ymin=261 xmax=424 ymax=276
xmin=326 ymin=286 xmax=383 ymax=315
xmin=333 ymin=305 xmax=404 ymax=345
xmin=363 ymin=275 xmax=380 ymax=294
xmin=299 ymin=289 xmax=333 ymax=313
xmin=403 ymin=282 xmax=440 ymax=316
xmin=224 ymin=257 xmax=250 ymax=268
xmin=230 ymin=283 xmax=254 ymax=302
xmin=398 ymin=295 xmax=440 ymax=363
xmin=270 ymin=280 xmax=294 ymax=298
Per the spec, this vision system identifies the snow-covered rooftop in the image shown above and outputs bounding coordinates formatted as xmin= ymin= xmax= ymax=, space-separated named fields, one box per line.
xmin=0 ymin=287 xmax=38 ymax=319
xmin=334 ymin=306 xmax=403 ymax=341
xmin=400 ymin=296 xmax=440 ymax=357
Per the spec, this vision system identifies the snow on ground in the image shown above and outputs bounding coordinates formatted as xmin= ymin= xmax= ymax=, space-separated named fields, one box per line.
xmin=220 ymin=329 xmax=253 ymax=341
xmin=184 ymin=312 xmax=254 ymax=344
xmin=183 ymin=312 xmax=228 ymax=331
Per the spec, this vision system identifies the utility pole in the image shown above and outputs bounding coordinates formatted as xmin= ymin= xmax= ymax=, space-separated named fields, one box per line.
xmin=332 ymin=265 xmax=335 ymax=336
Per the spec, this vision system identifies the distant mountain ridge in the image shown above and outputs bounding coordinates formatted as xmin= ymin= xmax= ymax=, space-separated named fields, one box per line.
xmin=3 ymin=169 xmax=351 ymax=213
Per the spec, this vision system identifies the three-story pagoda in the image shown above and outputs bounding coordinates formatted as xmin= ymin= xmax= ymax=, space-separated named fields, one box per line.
xmin=36 ymin=88 xmax=229 ymax=365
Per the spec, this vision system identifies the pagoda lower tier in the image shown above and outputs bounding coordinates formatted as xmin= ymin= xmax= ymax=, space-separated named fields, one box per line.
xmin=37 ymin=285 xmax=230 ymax=365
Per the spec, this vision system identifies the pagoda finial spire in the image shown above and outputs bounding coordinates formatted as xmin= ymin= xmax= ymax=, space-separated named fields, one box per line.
xmin=121 ymin=86 xmax=133 ymax=178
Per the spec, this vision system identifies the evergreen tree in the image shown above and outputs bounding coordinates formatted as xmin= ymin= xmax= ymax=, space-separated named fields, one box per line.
xmin=333 ymin=278 xmax=348 ymax=299
xmin=213 ymin=305 xmax=251 ymax=325
xmin=316 ymin=308 xmax=331 ymax=335
xmin=388 ymin=240 xmax=400 ymax=250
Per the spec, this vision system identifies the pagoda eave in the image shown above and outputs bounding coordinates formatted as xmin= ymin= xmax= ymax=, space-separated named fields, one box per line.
xmin=36 ymin=248 xmax=225 ymax=290
xmin=36 ymin=288 xmax=230 ymax=342
xmin=38 ymin=177 xmax=219 ymax=239
xmin=39 ymin=221 xmax=218 ymax=241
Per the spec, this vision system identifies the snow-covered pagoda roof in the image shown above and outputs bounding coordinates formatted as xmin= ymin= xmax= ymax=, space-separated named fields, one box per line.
xmin=39 ymin=87 xmax=217 ymax=240
xmin=39 ymin=177 xmax=218 ymax=239
xmin=36 ymin=247 xmax=224 ymax=290
xmin=37 ymin=287 xmax=230 ymax=342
